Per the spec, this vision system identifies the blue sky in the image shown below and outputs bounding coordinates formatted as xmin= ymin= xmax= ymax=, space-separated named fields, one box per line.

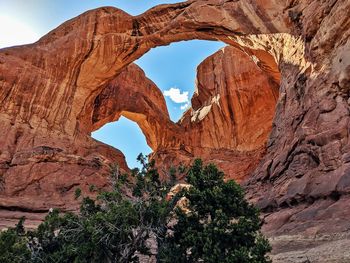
xmin=0 ymin=1 xmax=225 ymax=168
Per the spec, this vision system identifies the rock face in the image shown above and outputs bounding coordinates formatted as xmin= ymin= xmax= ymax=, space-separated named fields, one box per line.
xmin=152 ymin=46 xmax=279 ymax=182
xmin=0 ymin=0 xmax=349 ymax=262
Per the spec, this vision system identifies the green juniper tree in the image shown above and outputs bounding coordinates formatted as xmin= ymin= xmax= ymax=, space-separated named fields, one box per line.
xmin=0 ymin=217 xmax=31 ymax=263
xmin=158 ymin=159 xmax=271 ymax=263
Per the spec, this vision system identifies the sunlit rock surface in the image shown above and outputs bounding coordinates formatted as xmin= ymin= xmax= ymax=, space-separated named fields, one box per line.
xmin=152 ymin=46 xmax=279 ymax=183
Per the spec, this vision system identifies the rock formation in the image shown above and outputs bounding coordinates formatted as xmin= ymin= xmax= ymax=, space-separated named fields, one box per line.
xmin=0 ymin=0 xmax=349 ymax=261
xmin=152 ymin=45 xmax=279 ymax=182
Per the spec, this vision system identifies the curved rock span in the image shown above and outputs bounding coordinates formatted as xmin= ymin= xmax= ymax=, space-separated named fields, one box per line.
xmin=0 ymin=0 xmax=349 ymax=261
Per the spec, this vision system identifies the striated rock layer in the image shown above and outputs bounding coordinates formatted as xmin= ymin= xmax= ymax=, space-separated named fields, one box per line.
xmin=0 ymin=0 xmax=349 ymax=261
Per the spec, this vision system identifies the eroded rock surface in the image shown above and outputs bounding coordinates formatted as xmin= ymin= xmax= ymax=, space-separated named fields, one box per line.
xmin=152 ymin=46 xmax=279 ymax=182
xmin=0 ymin=0 xmax=349 ymax=261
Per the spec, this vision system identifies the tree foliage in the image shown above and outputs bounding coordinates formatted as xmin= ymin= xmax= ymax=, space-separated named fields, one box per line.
xmin=158 ymin=159 xmax=271 ymax=263
xmin=0 ymin=157 xmax=270 ymax=262
xmin=0 ymin=217 xmax=31 ymax=263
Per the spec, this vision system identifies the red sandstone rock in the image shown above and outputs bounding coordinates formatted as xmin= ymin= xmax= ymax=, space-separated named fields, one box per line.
xmin=0 ymin=0 xmax=349 ymax=261
xmin=152 ymin=46 xmax=279 ymax=182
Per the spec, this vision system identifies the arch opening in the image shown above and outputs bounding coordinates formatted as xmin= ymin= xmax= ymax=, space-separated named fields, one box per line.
xmin=92 ymin=116 xmax=152 ymax=169
xmin=90 ymin=40 xmax=229 ymax=169
xmin=135 ymin=40 xmax=226 ymax=121
xmin=88 ymin=37 xmax=281 ymax=180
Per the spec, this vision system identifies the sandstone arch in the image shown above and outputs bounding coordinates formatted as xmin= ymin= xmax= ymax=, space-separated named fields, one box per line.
xmin=0 ymin=0 xmax=292 ymax=138
xmin=89 ymin=63 xmax=175 ymax=151
xmin=0 ymin=0 xmax=350 ymax=261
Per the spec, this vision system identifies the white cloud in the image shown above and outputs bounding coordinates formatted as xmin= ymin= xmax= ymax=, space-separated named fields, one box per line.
xmin=164 ymin=87 xmax=189 ymax=104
